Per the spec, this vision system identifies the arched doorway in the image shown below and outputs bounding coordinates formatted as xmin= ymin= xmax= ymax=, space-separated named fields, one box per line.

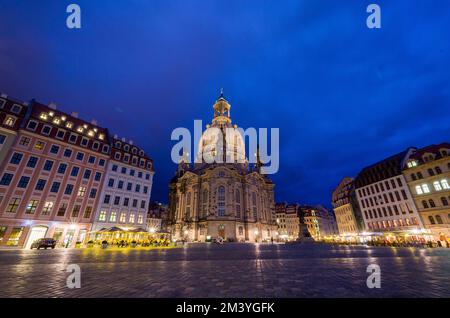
xmin=218 ymin=224 xmax=225 ymax=239
xmin=25 ymin=226 xmax=48 ymax=249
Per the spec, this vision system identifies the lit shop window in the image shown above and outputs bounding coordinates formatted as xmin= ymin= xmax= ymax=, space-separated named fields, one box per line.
xmin=110 ymin=211 xmax=117 ymax=222
xmin=99 ymin=211 xmax=107 ymax=221
xmin=129 ymin=213 xmax=135 ymax=223
xmin=7 ymin=227 xmax=24 ymax=246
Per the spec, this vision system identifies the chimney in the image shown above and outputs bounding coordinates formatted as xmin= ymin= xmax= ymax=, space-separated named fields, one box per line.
xmin=129 ymin=140 xmax=134 ymax=145
xmin=71 ymin=112 xmax=78 ymax=118
xmin=121 ymin=137 xmax=126 ymax=142
xmin=1 ymin=93 xmax=7 ymax=98
xmin=48 ymin=102 xmax=57 ymax=110
xmin=23 ymin=102 xmax=29 ymax=106
xmin=90 ymin=119 xmax=97 ymax=125
xmin=113 ymin=134 xmax=118 ymax=139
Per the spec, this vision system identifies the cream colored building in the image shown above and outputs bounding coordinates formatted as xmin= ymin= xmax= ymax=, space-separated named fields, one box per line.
xmin=275 ymin=203 xmax=300 ymax=241
xmin=403 ymin=143 xmax=450 ymax=242
xmin=332 ymin=177 xmax=364 ymax=236
xmin=168 ymin=93 xmax=277 ymax=242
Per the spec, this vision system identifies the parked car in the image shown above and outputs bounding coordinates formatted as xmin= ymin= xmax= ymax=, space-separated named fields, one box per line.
xmin=30 ymin=238 xmax=56 ymax=249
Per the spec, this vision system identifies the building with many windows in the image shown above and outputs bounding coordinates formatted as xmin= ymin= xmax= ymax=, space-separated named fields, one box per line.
xmin=354 ymin=148 xmax=425 ymax=239
xmin=300 ymin=205 xmax=338 ymax=240
xmin=168 ymin=93 xmax=277 ymax=242
xmin=0 ymin=95 xmax=28 ymax=166
xmin=275 ymin=202 xmax=301 ymax=241
xmin=0 ymin=100 xmax=110 ymax=248
xmin=91 ymin=137 xmax=154 ymax=233
xmin=332 ymin=177 xmax=364 ymax=237
xmin=403 ymin=143 xmax=450 ymax=242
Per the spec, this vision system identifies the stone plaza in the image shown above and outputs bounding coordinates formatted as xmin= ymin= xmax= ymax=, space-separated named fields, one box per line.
xmin=0 ymin=243 xmax=449 ymax=298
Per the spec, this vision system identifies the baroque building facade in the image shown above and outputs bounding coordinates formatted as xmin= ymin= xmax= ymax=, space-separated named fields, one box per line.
xmin=168 ymin=93 xmax=277 ymax=242
xmin=403 ymin=143 xmax=450 ymax=242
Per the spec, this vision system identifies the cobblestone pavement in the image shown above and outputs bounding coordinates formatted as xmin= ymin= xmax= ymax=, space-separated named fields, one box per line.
xmin=0 ymin=243 xmax=449 ymax=297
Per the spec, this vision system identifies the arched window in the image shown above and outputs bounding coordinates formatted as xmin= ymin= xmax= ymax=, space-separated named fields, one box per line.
xmin=429 ymin=199 xmax=436 ymax=208
xmin=417 ymin=172 xmax=423 ymax=179
xmin=235 ymin=189 xmax=241 ymax=218
xmin=435 ymin=166 xmax=442 ymax=174
xmin=428 ymin=168 xmax=435 ymax=176
xmin=422 ymin=200 xmax=429 ymax=209
xmin=252 ymin=192 xmax=257 ymax=220
xmin=411 ymin=173 xmax=417 ymax=181
xmin=217 ymin=186 xmax=225 ymax=216
xmin=441 ymin=197 xmax=448 ymax=206
xmin=202 ymin=189 xmax=208 ymax=217
xmin=435 ymin=215 xmax=443 ymax=224
xmin=441 ymin=179 xmax=450 ymax=189
xmin=185 ymin=192 xmax=191 ymax=216
xmin=428 ymin=216 xmax=436 ymax=225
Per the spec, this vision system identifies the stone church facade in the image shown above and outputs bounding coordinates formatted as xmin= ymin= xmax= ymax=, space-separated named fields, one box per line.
xmin=168 ymin=93 xmax=277 ymax=242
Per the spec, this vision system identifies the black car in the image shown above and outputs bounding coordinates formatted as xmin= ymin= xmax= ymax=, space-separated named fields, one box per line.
xmin=30 ymin=238 xmax=56 ymax=249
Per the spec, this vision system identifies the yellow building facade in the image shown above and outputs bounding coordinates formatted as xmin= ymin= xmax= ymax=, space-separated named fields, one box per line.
xmin=403 ymin=143 xmax=450 ymax=243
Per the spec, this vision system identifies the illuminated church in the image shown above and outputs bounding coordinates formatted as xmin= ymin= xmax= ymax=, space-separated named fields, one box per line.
xmin=168 ymin=92 xmax=277 ymax=242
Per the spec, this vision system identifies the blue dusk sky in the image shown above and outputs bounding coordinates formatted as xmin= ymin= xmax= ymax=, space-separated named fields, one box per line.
xmin=0 ymin=1 xmax=449 ymax=206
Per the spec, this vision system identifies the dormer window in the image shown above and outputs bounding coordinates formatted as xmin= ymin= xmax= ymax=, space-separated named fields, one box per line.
xmin=39 ymin=113 xmax=48 ymax=120
xmin=98 ymin=134 xmax=104 ymax=140
xmin=115 ymin=141 xmax=121 ymax=148
xmin=53 ymin=117 xmax=61 ymax=125
xmin=124 ymin=145 xmax=129 ymax=152
xmin=48 ymin=111 xmax=54 ymax=117
xmin=77 ymin=126 xmax=84 ymax=133
xmin=132 ymin=148 xmax=137 ymax=154
xmin=66 ymin=122 xmax=73 ymax=129
xmin=441 ymin=149 xmax=449 ymax=157
xmin=87 ymin=130 xmax=95 ymax=137
xmin=407 ymin=161 xmax=418 ymax=168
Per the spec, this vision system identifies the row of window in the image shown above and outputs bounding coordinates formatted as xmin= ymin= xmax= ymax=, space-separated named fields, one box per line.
xmin=107 ymin=178 xmax=149 ymax=193
xmin=363 ymin=203 xmax=414 ymax=220
xmin=415 ymin=179 xmax=450 ymax=194
xmin=0 ymin=100 xmax=23 ymax=113
xmin=5 ymin=197 xmax=93 ymax=219
xmin=410 ymin=164 xmax=449 ymax=180
xmin=428 ymin=214 xmax=449 ymax=225
xmin=111 ymin=165 xmax=151 ymax=180
xmin=421 ymin=196 xmax=450 ymax=209
xmin=113 ymin=152 xmax=151 ymax=169
xmin=360 ymin=190 xmax=408 ymax=209
xmin=27 ymin=119 xmax=107 ymax=150
xmin=103 ymin=195 xmax=147 ymax=209
xmin=0 ymin=174 xmax=94 ymax=196
xmin=358 ymin=177 xmax=403 ymax=198
xmin=367 ymin=217 xmax=419 ymax=230
xmin=98 ymin=210 xmax=144 ymax=224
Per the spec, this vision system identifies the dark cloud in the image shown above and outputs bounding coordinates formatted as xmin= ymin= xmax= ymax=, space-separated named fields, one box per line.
xmin=1 ymin=0 xmax=449 ymax=205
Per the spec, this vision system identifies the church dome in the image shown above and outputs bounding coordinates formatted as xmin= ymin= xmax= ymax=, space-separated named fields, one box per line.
xmin=196 ymin=91 xmax=246 ymax=164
